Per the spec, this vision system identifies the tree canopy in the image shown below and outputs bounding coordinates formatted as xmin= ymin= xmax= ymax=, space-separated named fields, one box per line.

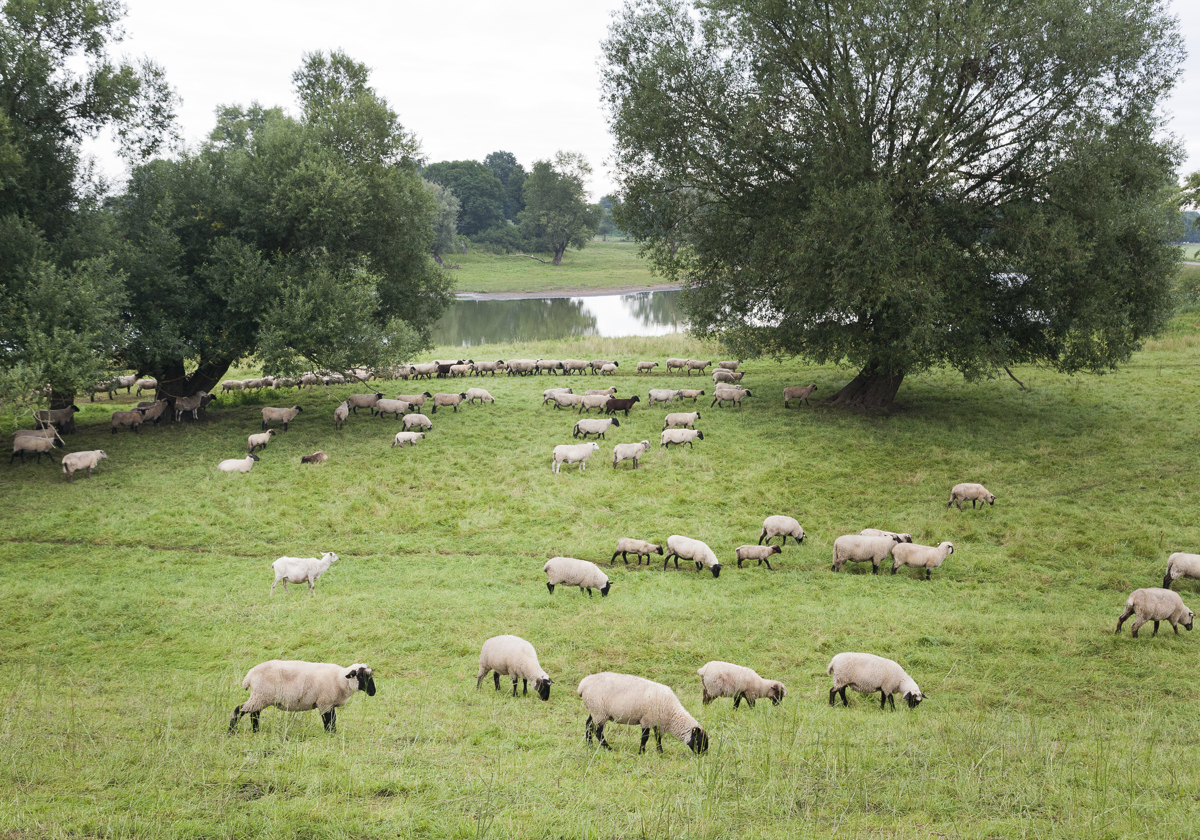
xmin=484 ymin=150 xmax=527 ymax=221
xmin=519 ymin=152 xmax=598 ymax=266
xmin=602 ymin=0 xmax=1186 ymax=408
xmin=422 ymin=159 xmax=506 ymax=236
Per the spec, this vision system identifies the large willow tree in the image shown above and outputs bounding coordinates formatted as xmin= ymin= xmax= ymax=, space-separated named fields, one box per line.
xmin=603 ymin=0 xmax=1185 ymax=408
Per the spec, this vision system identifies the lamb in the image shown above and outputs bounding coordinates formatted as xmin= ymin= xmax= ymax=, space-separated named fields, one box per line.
xmin=395 ymin=392 xmax=432 ymax=407
xmin=110 ymin=408 xmax=145 ymax=434
xmin=11 ymin=435 xmax=58 ymax=464
xmin=697 ymin=661 xmax=786 ymax=708
xmin=430 ymin=392 xmax=468 ymax=413
xmin=636 ymin=361 xmax=658 ymax=373
xmin=648 ymin=388 xmax=682 ymax=407
xmin=261 ymin=405 xmax=303 ymax=431
xmin=577 ymin=394 xmax=612 ymax=413
xmin=661 ymin=428 xmax=704 ymax=449
xmin=229 ymin=660 xmax=375 ymax=733
xmin=599 ymin=363 xmax=617 ymax=375
xmin=678 ymin=389 xmax=705 ymax=402
xmin=712 ymin=369 xmax=744 ymax=384
xmin=374 ymin=398 xmax=412 ymax=420
xmin=270 ymin=552 xmax=339 ymax=595
xmin=345 ymin=392 xmax=384 ymax=414
xmin=948 ymin=482 xmax=995 ymax=509
xmin=861 ymin=528 xmax=913 ymax=543
xmin=612 ymin=440 xmax=652 ymax=469
xmin=544 ymin=556 xmax=611 ymax=596
xmin=711 ymin=386 xmax=753 ymax=408
xmin=717 ymin=360 xmax=741 ymax=371
xmin=759 ymin=515 xmax=805 ymax=546
xmin=611 ymin=538 xmax=663 ymax=565
xmin=831 ymin=534 xmax=901 ymax=574
xmin=891 ymin=541 xmax=955 ymax=579
xmin=333 ymin=401 xmax=349 ymax=429
xmin=300 ymin=451 xmax=328 ymax=464
xmin=736 ymin=544 xmax=782 ymax=570
xmin=605 ymin=395 xmax=640 ymax=416
xmin=577 ymin=672 xmax=708 ymax=754
xmin=665 ymin=358 xmax=688 ymax=374
xmin=574 ymin=418 xmax=620 ymax=439
xmin=465 ymin=388 xmax=495 ymax=405
xmin=585 ymin=387 xmax=618 ymax=397
xmin=827 ymin=652 xmax=925 ymax=710
xmin=685 ymin=359 xmax=712 ymax=375
xmin=217 ymin=453 xmax=260 ymax=473
xmin=783 ymin=384 xmax=818 ymax=408
xmin=1163 ymin=552 xmax=1200 ymax=589
xmin=552 ymin=441 xmax=600 ymax=473
xmin=476 ymin=635 xmax=552 ymax=700
xmin=35 ymin=405 xmax=79 ymax=434
xmin=174 ymin=391 xmax=215 ymax=422
xmin=1116 ymin=588 xmax=1195 ymax=638
xmin=134 ymin=378 xmax=157 ymax=396
xmin=402 ymin=413 xmax=433 ymax=432
xmin=392 ymin=431 xmax=425 ymax=448
xmin=61 ymin=449 xmax=108 ymax=482
xmin=247 ymin=429 xmax=276 ymax=453
xmin=664 ymin=534 xmax=721 ymax=577
xmin=589 ymin=360 xmax=617 ymax=374
xmin=550 ymin=392 xmax=586 ymax=410
xmin=663 ymin=411 xmax=700 ymax=430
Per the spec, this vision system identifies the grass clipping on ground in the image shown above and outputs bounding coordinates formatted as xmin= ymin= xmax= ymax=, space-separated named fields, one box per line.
xmin=2 ymin=328 xmax=1200 ymax=839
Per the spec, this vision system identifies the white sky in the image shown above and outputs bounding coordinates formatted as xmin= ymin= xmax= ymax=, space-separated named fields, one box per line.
xmin=87 ymin=0 xmax=1200 ymax=201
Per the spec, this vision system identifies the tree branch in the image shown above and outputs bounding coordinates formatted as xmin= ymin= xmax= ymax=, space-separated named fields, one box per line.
xmin=510 ymin=253 xmax=550 ymax=264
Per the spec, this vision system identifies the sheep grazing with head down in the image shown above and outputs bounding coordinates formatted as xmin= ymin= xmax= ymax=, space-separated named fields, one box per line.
xmin=1116 ymin=588 xmax=1194 ymax=638
xmin=948 ymin=482 xmax=995 ymax=509
xmin=827 ymin=652 xmax=925 ymax=710
xmin=1162 ymin=552 xmax=1200 ymax=589
xmin=611 ymin=537 xmax=663 ymax=565
xmin=465 ymin=388 xmax=495 ymax=405
xmin=577 ymin=672 xmax=708 ymax=754
xmin=230 ymin=660 xmax=375 ymax=733
xmin=612 ymin=440 xmax=651 ymax=469
xmin=392 ymin=431 xmax=426 ymax=448
xmin=891 ymin=541 xmax=954 ymax=580
xmin=544 ymin=556 xmax=611 ymax=596
xmin=333 ymin=401 xmax=349 ymax=429
xmin=375 ymin=398 xmax=412 ymax=420
xmin=261 ymin=405 xmax=302 ymax=431
xmin=664 ymin=535 xmax=721 ymax=577
xmin=736 ymin=544 xmax=782 ymax=570
xmin=110 ymin=408 xmax=145 ymax=434
xmin=718 ymin=360 xmax=741 ymax=371
xmin=61 ymin=450 xmax=108 ymax=482
xmin=759 ymin=515 xmax=805 ymax=546
xmin=477 ymin=635 xmax=552 ymax=700
xmin=271 ymin=552 xmax=339 ymax=595
xmin=712 ymin=368 xmax=744 ymax=384
xmin=403 ymin=413 xmax=433 ymax=432
xmin=697 ymin=661 xmax=786 ymax=708
xmin=300 ymin=451 xmax=328 ymax=464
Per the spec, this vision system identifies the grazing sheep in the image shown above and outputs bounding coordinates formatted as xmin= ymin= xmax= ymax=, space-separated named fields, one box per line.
xmin=229 ymin=660 xmax=375 ymax=733
xmin=430 ymin=392 xmax=468 ymax=413
xmin=636 ymin=361 xmax=658 ymax=373
xmin=218 ymin=453 xmax=260 ymax=473
xmin=1163 ymin=552 xmax=1200 ymax=589
xmin=678 ymin=389 xmax=705 ymax=402
xmin=1116 ymin=588 xmax=1195 ymax=638
xmin=465 ymin=388 xmax=495 ymax=405
xmin=685 ymin=359 xmax=712 ymax=376
xmin=712 ymin=369 xmax=745 ymax=384
xmin=472 ymin=360 xmax=506 ymax=376
xmin=476 ymin=635 xmax=552 ymax=700
xmin=137 ymin=399 xmax=172 ymax=425
xmin=402 ymin=413 xmax=433 ymax=432
xmin=577 ymin=672 xmax=708 ymax=754
xmin=711 ymin=386 xmax=753 ymax=408
xmin=395 ymin=392 xmax=432 ymax=407
xmin=299 ymin=373 xmax=321 ymax=388
xmin=346 ymin=392 xmax=384 ymax=414
xmin=544 ymin=556 xmax=611 ymax=596
xmin=948 ymin=482 xmax=995 ymax=509
xmin=861 ymin=528 xmax=913 ymax=543
xmin=220 ymin=380 xmax=244 ymax=393
xmin=552 ymin=441 xmax=600 ymax=473
xmin=551 ymin=392 xmax=586 ymax=410
xmin=832 ymin=534 xmax=901 ymax=574
xmin=605 ymin=396 xmax=641 ymax=416
xmin=334 ymin=401 xmax=349 ymax=429
xmin=261 ymin=405 xmax=302 ymax=431
xmin=589 ymin=360 xmax=617 ymax=375
xmin=661 ymin=428 xmax=704 ymax=449
xmin=110 ymin=408 xmax=145 ymax=434
xmin=783 ymin=384 xmax=818 ymax=408
xmin=11 ymin=435 xmax=58 ymax=464
xmin=61 ymin=450 xmax=108 ymax=482
xmin=585 ymin=387 xmax=618 ymax=397
xmin=665 ymin=358 xmax=688 ymax=374
xmin=247 ymin=429 xmax=276 ymax=453
xmin=374 ymin=398 xmax=412 ymax=420
xmin=599 ymin=363 xmax=617 ymax=375
xmin=611 ymin=538 xmax=663 ymax=565
xmin=574 ymin=417 xmax=621 ymax=439
xmin=891 ymin=541 xmax=955 ymax=580
xmin=827 ymin=652 xmax=925 ymax=710
xmin=392 ymin=431 xmax=425 ymax=448
xmin=301 ymin=451 xmax=328 ymax=464
xmin=612 ymin=440 xmax=652 ymax=469
xmin=717 ymin=360 xmax=741 ymax=371
xmin=664 ymin=534 xmax=721 ymax=577
xmin=134 ymin=378 xmax=157 ymax=396
xmin=648 ymin=388 xmax=683 ymax=407
xmin=759 ymin=515 xmax=805 ymax=546
xmin=697 ymin=661 xmax=786 ymax=708
xmin=561 ymin=359 xmax=590 ymax=375
xmin=35 ymin=405 xmax=80 ymax=434
xmin=663 ymin=411 xmax=701 ymax=430
xmin=736 ymin=544 xmax=782 ymax=570
xmin=270 ymin=552 xmax=339 ymax=596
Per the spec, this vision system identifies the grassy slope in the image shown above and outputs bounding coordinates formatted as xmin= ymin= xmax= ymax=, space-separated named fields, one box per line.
xmin=3 ymin=328 xmax=1200 ymax=838
xmin=449 ymin=239 xmax=660 ymax=294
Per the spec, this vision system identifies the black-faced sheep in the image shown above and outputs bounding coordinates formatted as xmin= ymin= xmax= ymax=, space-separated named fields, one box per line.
xmin=577 ymin=672 xmax=708 ymax=754
xmin=229 ymin=660 xmax=375 ymax=733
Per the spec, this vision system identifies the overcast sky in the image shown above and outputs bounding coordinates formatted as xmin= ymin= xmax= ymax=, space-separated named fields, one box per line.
xmin=88 ymin=0 xmax=1200 ymax=201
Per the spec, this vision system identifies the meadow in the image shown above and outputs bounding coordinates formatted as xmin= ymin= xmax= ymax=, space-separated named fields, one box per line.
xmin=3 ymin=326 xmax=1200 ymax=839
xmin=449 ymin=240 xmax=662 ymax=295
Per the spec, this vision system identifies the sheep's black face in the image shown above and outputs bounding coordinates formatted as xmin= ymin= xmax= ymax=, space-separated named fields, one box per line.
xmin=600 ymin=582 xmax=611 ymax=597
xmin=904 ymin=692 xmax=922 ymax=709
xmin=711 ymin=564 xmax=721 ymax=578
xmin=1185 ymin=614 xmax=1195 ymax=631
xmin=535 ymin=679 xmax=551 ymax=701
xmin=656 ymin=546 xmax=664 ymax=555
xmin=689 ymin=727 xmax=709 ymax=754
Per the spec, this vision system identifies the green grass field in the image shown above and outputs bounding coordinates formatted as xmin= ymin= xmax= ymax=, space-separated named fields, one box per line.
xmin=1180 ymin=243 xmax=1200 ymax=261
xmin=450 ymin=239 xmax=660 ymax=294
xmin=4 ymin=326 xmax=1200 ymax=839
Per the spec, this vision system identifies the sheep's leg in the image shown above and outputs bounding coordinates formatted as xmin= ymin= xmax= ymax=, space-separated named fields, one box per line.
xmin=250 ymin=710 xmax=260 ymax=732
xmin=925 ymin=569 xmax=932 ymax=581
xmin=546 ymin=582 xmax=555 ymax=594
xmin=746 ymin=696 xmax=756 ymax=708
xmin=763 ymin=557 xmax=774 ymax=571
xmin=733 ymin=693 xmax=742 ymax=709
xmin=493 ymin=672 xmax=501 ymax=691
xmin=611 ymin=550 xmax=621 ymax=564
xmin=475 ymin=671 xmax=487 ymax=690
xmin=229 ymin=704 xmax=245 ymax=732
xmin=1130 ymin=616 xmax=1147 ymax=638
xmin=871 ymin=562 xmax=879 ymax=575
xmin=1171 ymin=620 xmax=1180 ymax=635
xmin=639 ymin=728 xmax=651 ymax=753
xmin=585 ymin=715 xmax=594 ymax=744
xmin=321 ymin=709 xmax=336 ymax=732
xmin=1152 ymin=620 xmax=1160 ymax=637
xmin=879 ymin=690 xmax=888 ymax=710
xmin=757 ymin=531 xmax=767 ymax=545
xmin=738 ymin=557 xmax=744 ymax=568
xmin=522 ymin=678 xmax=529 ymax=695
xmin=1116 ymin=607 xmax=1134 ymax=633
xmin=511 ymin=677 xmax=519 ymax=697
xmin=596 ymin=723 xmax=611 ymax=750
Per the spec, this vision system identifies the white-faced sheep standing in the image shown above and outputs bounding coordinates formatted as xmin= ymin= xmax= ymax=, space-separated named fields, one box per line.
xmin=948 ymin=482 xmax=995 ymax=509
xmin=664 ymin=535 xmax=722 ymax=577
xmin=611 ymin=538 xmax=663 ymax=565
xmin=229 ymin=660 xmax=375 ymax=733
xmin=697 ymin=661 xmax=786 ymax=708
xmin=392 ymin=431 xmax=425 ymax=448
xmin=612 ymin=440 xmax=651 ymax=469
xmin=574 ymin=418 xmax=620 ymax=440
xmin=736 ymin=544 xmax=783 ymax=570
xmin=660 ymin=428 xmax=704 ymax=449
xmin=1163 ymin=552 xmax=1200 ymax=589
xmin=476 ymin=635 xmax=552 ymax=700
xmin=1116 ymin=588 xmax=1195 ymax=638
xmin=891 ymin=541 xmax=955 ymax=580
xmin=270 ymin=552 xmax=339 ymax=595
xmin=783 ymin=384 xmax=818 ymax=407
xmin=544 ymin=556 xmax=611 ymax=596
xmin=396 ymin=392 xmax=432 ymax=408
xmin=261 ymin=406 xmax=302 ymax=431
xmin=247 ymin=429 xmax=276 ymax=453
xmin=831 ymin=534 xmax=901 ymax=574
xmin=61 ymin=450 xmax=108 ymax=482
xmin=173 ymin=392 xmax=215 ymax=422
xmin=827 ymin=652 xmax=925 ymax=710
xmin=217 ymin=454 xmax=260 ymax=473
xmin=599 ymin=363 xmax=618 ymax=375
xmin=552 ymin=442 xmax=600 ymax=473
xmin=577 ymin=672 xmax=708 ymax=754
xmin=759 ymin=515 xmax=805 ymax=546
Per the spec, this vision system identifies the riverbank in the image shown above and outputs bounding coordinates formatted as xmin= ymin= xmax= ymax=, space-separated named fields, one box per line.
xmin=455 ymin=282 xmax=682 ymax=301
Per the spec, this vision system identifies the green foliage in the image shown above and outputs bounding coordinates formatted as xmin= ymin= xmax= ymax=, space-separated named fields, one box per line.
xmin=518 ymin=152 xmax=599 ymax=265
xmin=1180 ymin=210 xmax=1200 ymax=243
xmin=485 ymin=149 xmax=527 ymax=221
xmin=449 ymin=240 xmax=658 ymax=293
xmin=424 ymin=179 xmax=461 ymax=261
xmin=423 ymin=159 xmax=506 ymax=236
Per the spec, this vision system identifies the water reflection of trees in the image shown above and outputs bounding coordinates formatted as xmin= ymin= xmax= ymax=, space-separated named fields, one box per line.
xmin=622 ymin=290 xmax=682 ymax=326
xmin=432 ymin=297 xmax=599 ymax=346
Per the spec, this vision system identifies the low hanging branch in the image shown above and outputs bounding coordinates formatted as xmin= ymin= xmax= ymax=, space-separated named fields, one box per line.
xmin=510 ymin=253 xmax=550 ymax=264
xmin=1004 ymin=366 xmax=1026 ymax=390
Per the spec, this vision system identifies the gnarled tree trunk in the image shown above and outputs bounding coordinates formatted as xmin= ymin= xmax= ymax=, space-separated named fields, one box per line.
xmin=828 ymin=360 xmax=905 ymax=410
xmin=153 ymin=359 xmax=233 ymax=402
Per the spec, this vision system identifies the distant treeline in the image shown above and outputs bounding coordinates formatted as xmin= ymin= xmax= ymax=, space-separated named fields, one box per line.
xmin=1181 ymin=211 xmax=1200 ymax=244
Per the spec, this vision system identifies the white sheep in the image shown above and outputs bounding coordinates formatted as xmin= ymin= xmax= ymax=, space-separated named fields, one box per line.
xmin=1116 ymin=588 xmax=1195 ymax=638
xmin=536 ymin=359 xmax=564 ymax=375
xmin=711 ymin=386 xmax=753 ymax=408
xmin=561 ymin=359 xmax=589 ymax=375
xmin=636 ymin=361 xmax=658 ymax=373
xmin=301 ymin=451 xmax=328 ymax=464
xmin=430 ymin=392 xmax=468 ymax=413
xmin=173 ymin=391 xmax=214 ymax=422
xmin=736 ymin=544 xmax=782 ymax=570
xmin=599 ymin=363 xmax=617 ymax=375
xmin=472 ymin=360 xmax=506 ymax=376
xmin=11 ymin=435 xmax=59 ymax=464
xmin=612 ymin=440 xmax=652 ymax=469
xmin=395 ymin=391 xmax=432 ymax=407
xmin=589 ymin=359 xmax=617 ymax=374
xmin=345 ymin=392 xmax=384 ymax=414
xmin=506 ymin=359 xmax=537 ymax=376
xmin=611 ymin=538 xmax=663 ymax=565
xmin=375 ymin=398 xmax=412 ymax=420
xmin=697 ymin=661 xmax=786 ymax=708
xmin=247 ymin=429 xmax=276 ymax=453
xmin=678 ymin=388 xmax=705 ymax=402
xmin=334 ymin=401 xmax=349 ymax=429
xmin=476 ymin=635 xmax=552 ymax=700
xmin=664 ymin=534 xmax=722 ymax=577
xmin=1164 ymin=553 xmax=1200 ymax=589
xmin=402 ymin=413 xmax=433 ymax=432
xmin=861 ymin=528 xmax=913 ymax=543
xmin=220 ymin=379 xmax=244 ymax=393
xmin=229 ymin=660 xmax=375 ymax=733
xmin=660 ymin=428 xmax=704 ymax=449
xmin=543 ymin=387 xmax=573 ymax=403
xmin=270 ymin=552 xmax=339 ymax=595
xmin=577 ymin=393 xmax=612 ymax=413
xmin=577 ymin=672 xmax=708 ymax=754
xmin=759 ymin=515 xmax=805 ymax=546
xmin=135 ymin=378 xmax=157 ymax=396
xmin=685 ymin=359 xmax=711 ymax=375
xmin=891 ymin=541 xmax=955 ymax=579
xmin=61 ymin=450 xmax=108 ymax=482
xmin=783 ymin=384 xmax=818 ymax=407
xmin=465 ymin=388 xmax=495 ymax=405
xmin=948 ymin=482 xmax=995 ymax=509
xmin=551 ymin=392 xmax=587 ymax=410
xmin=217 ymin=453 xmax=260 ymax=473
xmin=717 ymin=360 xmax=741 ymax=371
xmin=665 ymin=358 xmax=688 ymax=374
xmin=831 ymin=534 xmax=901 ymax=574
xmin=392 ymin=431 xmax=425 ymax=448
xmin=712 ymin=369 xmax=744 ymax=384
xmin=543 ymin=556 xmax=611 ymax=596
xmin=574 ymin=417 xmax=620 ymax=439
xmin=585 ymin=387 xmax=618 ymax=398
xmin=411 ymin=362 xmax=440 ymax=378
xmin=261 ymin=405 xmax=302 ymax=431
xmin=552 ymin=442 xmax=600 ymax=473
xmin=827 ymin=652 xmax=925 ymax=710
xmin=663 ymin=411 xmax=701 ymax=430
xmin=647 ymin=388 xmax=682 ymax=406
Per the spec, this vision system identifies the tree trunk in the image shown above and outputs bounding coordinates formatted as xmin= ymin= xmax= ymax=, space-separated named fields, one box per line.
xmin=50 ymin=390 xmax=78 ymax=410
xmin=432 ymin=250 xmax=444 ymax=267
xmin=154 ymin=358 xmax=233 ymax=402
xmin=552 ymin=245 xmax=566 ymax=266
xmin=827 ymin=361 xmax=905 ymax=410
